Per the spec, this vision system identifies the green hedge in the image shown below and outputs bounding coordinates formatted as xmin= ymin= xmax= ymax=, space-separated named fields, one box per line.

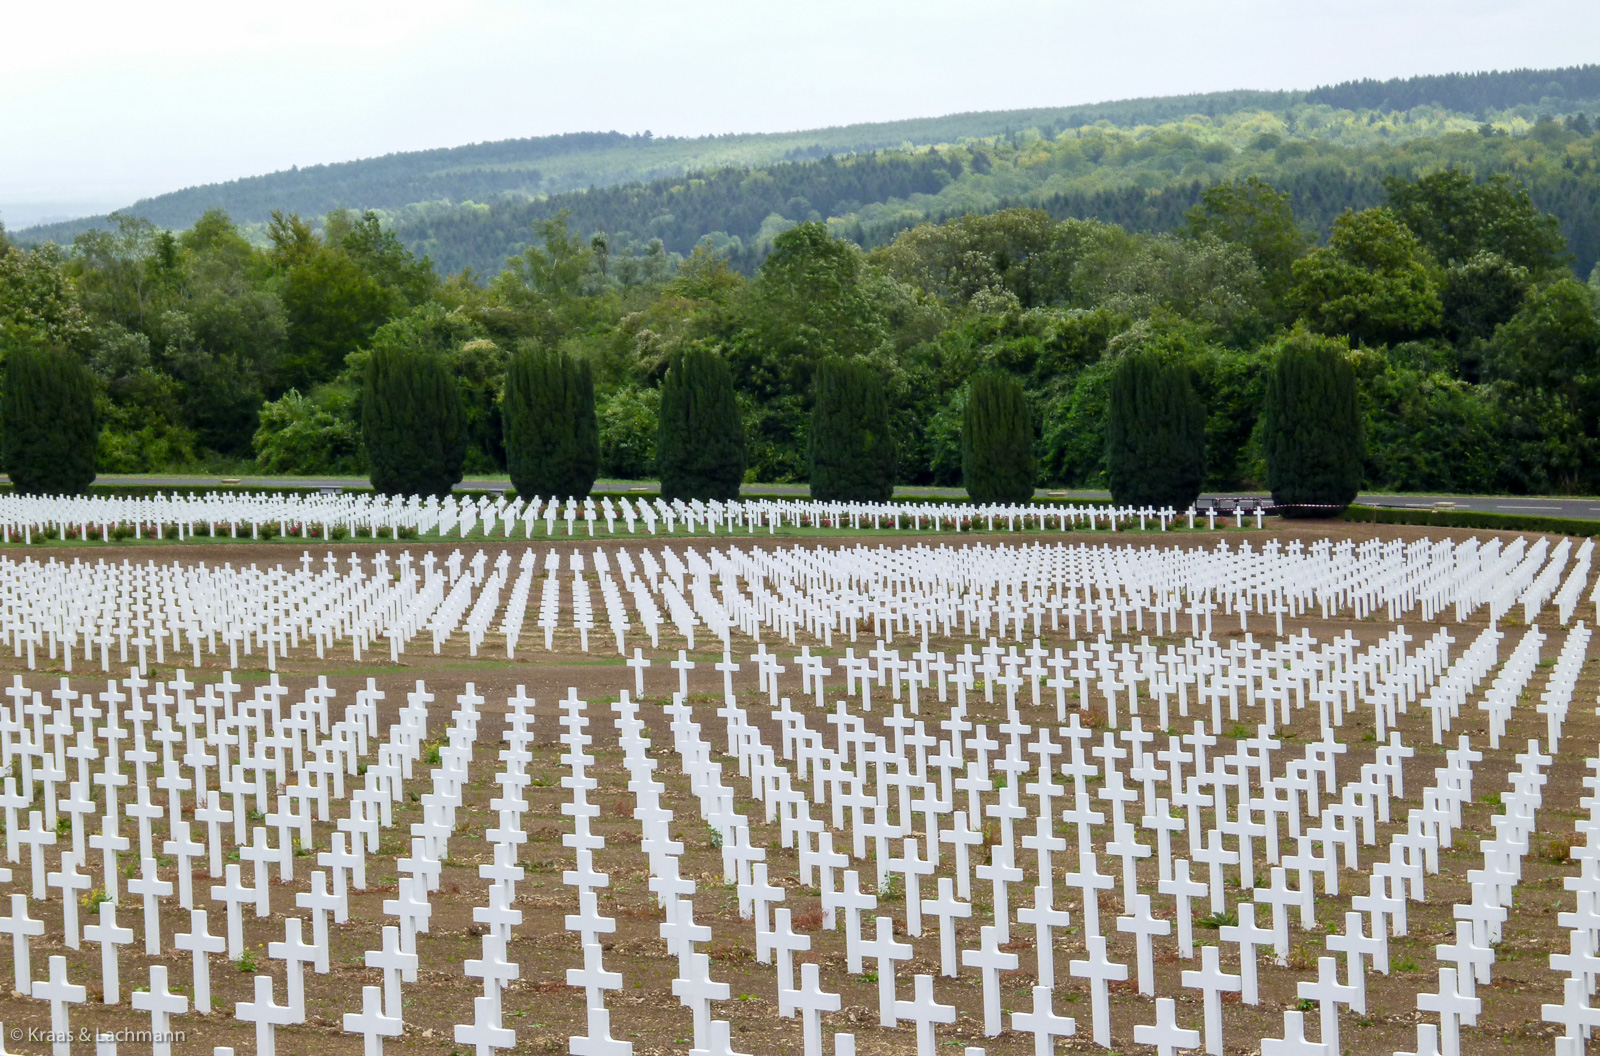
xmin=1342 ymin=503 xmax=1600 ymax=537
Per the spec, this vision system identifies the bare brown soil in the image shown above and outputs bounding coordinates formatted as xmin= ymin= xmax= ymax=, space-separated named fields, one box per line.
xmin=0 ymin=520 xmax=1588 ymax=1054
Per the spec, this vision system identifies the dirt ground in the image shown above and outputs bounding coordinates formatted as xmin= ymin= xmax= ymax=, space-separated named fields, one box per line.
xmin=0 ymin=520 xmax=1588 ymax=1054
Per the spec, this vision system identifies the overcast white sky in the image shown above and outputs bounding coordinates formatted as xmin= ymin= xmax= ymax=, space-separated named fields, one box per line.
xmin=4 ymin=0 xmax=1597 ymax=226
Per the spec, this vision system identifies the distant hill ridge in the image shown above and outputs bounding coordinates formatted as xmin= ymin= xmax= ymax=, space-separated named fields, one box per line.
xmin=15 ymin=89 xmax=1297 ymax=243
xmin=14 ymin=63 xmax=1600 ymax=270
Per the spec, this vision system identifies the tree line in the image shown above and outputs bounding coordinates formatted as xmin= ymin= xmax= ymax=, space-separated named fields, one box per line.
xmin=354 ymin=105 xmax=1600 ymax=278
xmin=3 ymin=163 xmax=1599 ymax=499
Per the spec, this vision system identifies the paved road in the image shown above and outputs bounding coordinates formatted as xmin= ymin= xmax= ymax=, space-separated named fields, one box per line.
xmin=46 ymin=476 xmax=1600 ymax=520
xmin=1349 ymin=493 xmax=1600 ymax=519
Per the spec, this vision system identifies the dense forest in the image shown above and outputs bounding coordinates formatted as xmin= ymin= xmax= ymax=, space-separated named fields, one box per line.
xmin=4 ymin=161 xmax=1600 ymax=496
xmin=17 ymin=64 xmax=1600 ymax=268
xmin=380 ymin=101 xmax=1600 ymax=278
xmin=4 ymin=66 xmax=1600 ymax=497
xmin=14 ymin=89 xmax=1300 ymax=245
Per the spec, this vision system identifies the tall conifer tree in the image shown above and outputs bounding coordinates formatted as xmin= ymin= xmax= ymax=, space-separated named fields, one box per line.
xmin=362 ymin=344 xmax=465 ymax=497
xmin=810 ymin=358 xmax=895 ymax=501
xmin=3 ymin=346 xmax=98 ymax=494
xmin=1263 ymin=329 xmax=1364 ymax=515
xmin=503 ymin=347 xmax=598 ymax=497
xmin=1105 ymin=352 xmax=1207 ymax=509
xmin=656 ymin=349 xmax=745 ymax=500
xmin=962 ymin=372 xmax=1035 ymax=503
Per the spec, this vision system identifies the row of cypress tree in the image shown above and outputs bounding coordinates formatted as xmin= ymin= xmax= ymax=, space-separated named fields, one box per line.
xmin=0 ymin=340 xmax=1360 ymax=513
xmin=1103 ymin=333 xmax=1363 ymax=514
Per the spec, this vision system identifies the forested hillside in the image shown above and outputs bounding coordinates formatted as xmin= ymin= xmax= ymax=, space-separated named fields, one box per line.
xmin=5 ymin=65 xmax=1600 ymax=500
xmin=17 ymin=64 xmax=1600 ymax=275
xmin=390 ymin=105 xmax=1600 ymax=278
xmin=14 ymin=88 xmax=1294 ymax=245
xmin=5 ymin=159 xmax=1600 ymax=498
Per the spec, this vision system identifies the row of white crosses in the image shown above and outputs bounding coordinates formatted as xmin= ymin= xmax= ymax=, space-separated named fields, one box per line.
xmin=0 ymin=666 xmax=523 ymax=1055
xmin=612 ymin=606 xmax=1587 ymax=1056
xmin=0 ymin=532 xmax=1582 ymax=676
xmin=0 ymin=618 xmax=1570 ymax=1056
xmin=0 ymin=489 xmax=1221 ymax=544
xmin=1415 ymin=737 xmax=1554 ymax=1056
xmin=688 ymin=598 xmax=1600 ymax=1049
xmin=512 ymin=533 xmax=1584 ymax=659
xmin=1477 ymin=625 xmax=1547 ymax=749
xmin=660 ymin=689 xmax=873 ymax=1056
xmin=1542 ymin=741 xmax=1600 ymax=1052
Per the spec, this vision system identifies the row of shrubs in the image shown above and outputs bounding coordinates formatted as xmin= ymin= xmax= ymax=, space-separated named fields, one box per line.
xmin=1342 ymin=504 xmax=1600 ymax=537
xmin=9 ymin=329 xmax=1364 ymax=514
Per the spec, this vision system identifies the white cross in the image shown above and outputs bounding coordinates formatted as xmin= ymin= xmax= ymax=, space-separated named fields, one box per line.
xmin=82 ymin=900 xmax=134 ymax=1004
xmin=1181 ymin=944 xmax=1241 ymax=1055
xmin=267 ymin=917 xmax=317 ymax=1019
xmin=128 ymin=855 xmax=172 ymax=954
xmin=1133 ymin=997 xmax=1201 ymax=1056
xmin=858 ymin=915 xmax=911 ymax=1026
xmin=1016 ymin=884 xmax=1070 ymax=988
xmin=765 ymin=908 xmax=810 ymax=1002
xmin=209 ymin=862 xmax=254 ymax=959
xmin=173 ymin=907 xmax=226 ymax=1014
xmin=18 ymin=810 xmax=56 ymax=898
xmin=1396 ymin=1023 xmax=1444 ymax=1056
xmin=1439 ymin=909 xmax=1496 ymax=986
xmin=240 ymin=827 xmax=279 ymax=915
xmin=366 ymin=925 xmax=418 ymax=1017
xmin=129 ymin=964 xmax=187 ymax=1056
xmin=0 ymin=894 xmax=43 ymax=995
xmin=162 ymin=820 xmax=204 ymax=909
xmin=565 ymin=941 xmax=617 ymax=1009
xmin=1116 ymin=891 xmax=1171 ymax=995
xmin=474 ymin=884 xmax=523 ymax=950
xmin=1543 ymin=975 xmax=1600 ymax=1047
xmin=1062 ymin=849 xmax=1114 ymax=938
xmin=1159 ymin=858 xmax=1206 ymax=959
xmin=828 ymin=871 xmax=876 ymax=973
xmin=921 ymin=877 xmax=971 ymax=977
xmin=383 ymin=876 xmax=433 ymax=954
xmin=33 ymin=955 xmax=86 ymax=1056
xmin=1219 ymin=901 xmax=1271 ymax=1004
xmin=892 ymin=974 xmax=954 ymax=1056
xmin=1261 ymin=1009 xmax=1328 ymax=1056
xmin=45 ymin=850 xmax=91 ymax=950
xmin=1068 ymin=934 xmax=1127 ymax=1048
xmin=235 ymin=973 xmax=298 ymax=1056
xmin=784 ymin=961 xmax=840 ymax=1056
xmin=672 ymin=951 xmax=729 ymax=1051
xmin=1327 ymin=910 xmax=1385 ymax=1012
xmin=570 ymin=1006 xmax=633 ymax=1056
xmin=454 ymin=993 xmax=516 ymax=1056
xmin=343 ymin=984 xmax=402 ymax=1056
xmin=1297 ymin=955 xmax=1355 ymax=1055
xmin=627 ymin=649 xmax=651 ymax=695
xmin=295 ymin=871 xmax=341 ymax=971
xmin=1416 ymin=967 xmax=1479 ymax=1056
xmin=1011 ymin=984 xmax=1075 ymax=1056
xmin=961 ymin=925 xmax=1017 ymax=1037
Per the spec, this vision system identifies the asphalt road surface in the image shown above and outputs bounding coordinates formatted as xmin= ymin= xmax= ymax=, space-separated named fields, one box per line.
xmin=32 ymin=476 xmax=1600 ymax=521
